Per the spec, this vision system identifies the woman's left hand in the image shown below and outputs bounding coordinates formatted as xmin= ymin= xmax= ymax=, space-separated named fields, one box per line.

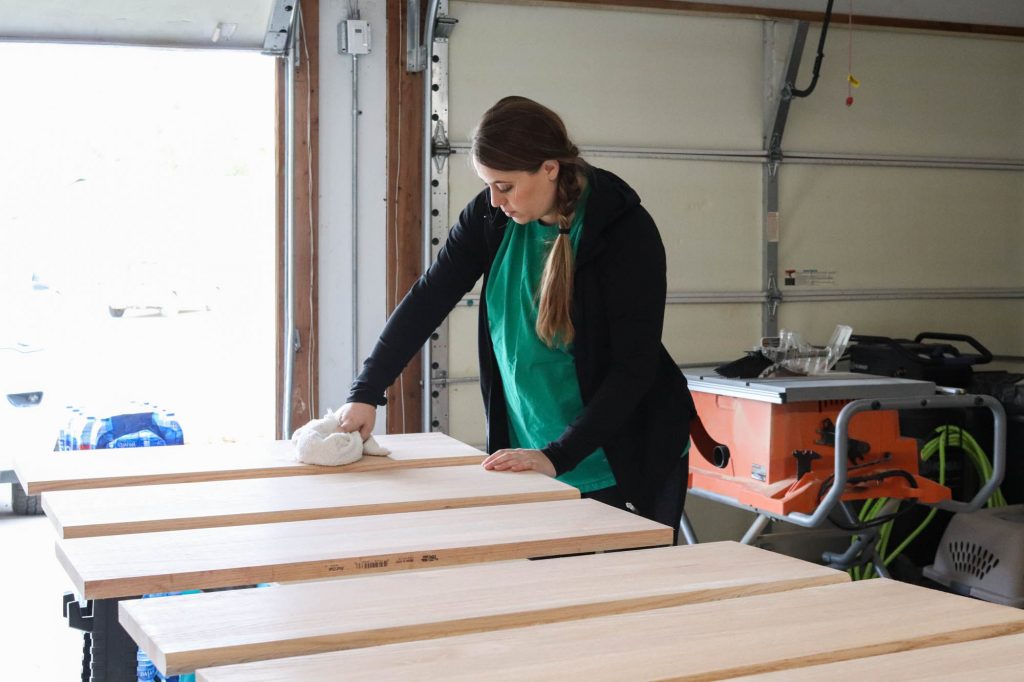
xmin=481 ymin=449 xmax=556 ymax=477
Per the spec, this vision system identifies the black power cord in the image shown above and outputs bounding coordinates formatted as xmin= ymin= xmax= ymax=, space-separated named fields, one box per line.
xmin=788 ymin=0 xmax=836 ymax=99
xmin=818 ymin=468 xmax=922 ymax=532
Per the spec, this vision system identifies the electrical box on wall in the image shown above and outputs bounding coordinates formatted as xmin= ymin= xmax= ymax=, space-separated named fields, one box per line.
xmin=338 ymin=19 xmax=371 ymax=55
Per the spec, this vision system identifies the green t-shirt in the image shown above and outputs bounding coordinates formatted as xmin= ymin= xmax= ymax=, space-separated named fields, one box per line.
xmin=484 ymin=187 xmax=615 ymax=493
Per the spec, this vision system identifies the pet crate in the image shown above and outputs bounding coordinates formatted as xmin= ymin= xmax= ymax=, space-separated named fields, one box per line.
xmin=924 ymin=504 xmax=1024 ymax=608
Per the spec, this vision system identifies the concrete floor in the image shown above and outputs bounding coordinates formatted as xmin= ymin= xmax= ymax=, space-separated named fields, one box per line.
xmin=0 ymin=484 xmax=84 ymax=680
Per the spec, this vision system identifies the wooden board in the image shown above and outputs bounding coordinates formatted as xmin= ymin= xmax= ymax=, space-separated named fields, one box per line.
xmin=730 ymin=632 xmax=1024 ymax=680
xmin=17 ymin=432 xmax=484 ymax=495
xmin=57 ymin=498 xmax=671 ymax=600
xmin=120 ymin=542 xmax=848 ymax=676
xmin=194 ymin=579 xmax=1024 ymax=682
xmin=44 ymin=466 xmax=579 ymax=538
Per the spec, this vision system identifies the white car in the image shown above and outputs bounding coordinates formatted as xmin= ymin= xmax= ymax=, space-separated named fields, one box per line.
xmin=1 ymin=341 xmax=44 ymax=408
xmin=0 ymin=270 xmax=55 ymax=514
xmin=0 ymin=340 xmax=48 ymax=514
xmin=108 ymin=288 xmax=212 ymax=318
xmin=106 ymin=262 xmax=214 ymax=317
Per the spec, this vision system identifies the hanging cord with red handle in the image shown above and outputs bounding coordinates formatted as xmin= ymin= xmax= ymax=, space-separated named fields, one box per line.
xmin=846 ymin=0 xmax=859 ymax=106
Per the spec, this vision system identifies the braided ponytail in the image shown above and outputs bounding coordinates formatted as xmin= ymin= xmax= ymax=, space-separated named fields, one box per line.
xmin=471 ymin=97 xmax=588 ymax=348
xmin=536 ymin=161 xmax=582 ymax=346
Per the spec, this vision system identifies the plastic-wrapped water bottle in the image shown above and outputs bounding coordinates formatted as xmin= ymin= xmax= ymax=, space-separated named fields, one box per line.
xmin=72 ymin=409 xmax=88 ymax=451
xmin=56 ymin=406 xmax=68 ymax=450
xmin=95 ymin=415 xmax=112 ymax=449
xmin=137 ymin=647 xmax=158 ymax=681
xmin=166 ymin=412 xmax=184 ymax=445
xmin=63 ymin=407 xmax=83 ymax=451
xmin=138 ymin=642 xmax=194 ymax=680
xmin=56 ymin=407 xmax=71 ymax=451
xmin=153 ymin=409 xmax=185 ymax=446
xmin=80 ymin=415 xmax=98 ymax=450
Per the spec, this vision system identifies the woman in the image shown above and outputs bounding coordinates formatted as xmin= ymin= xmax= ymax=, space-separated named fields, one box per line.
xmin=339 ymin=96 xmax=696 ymax=529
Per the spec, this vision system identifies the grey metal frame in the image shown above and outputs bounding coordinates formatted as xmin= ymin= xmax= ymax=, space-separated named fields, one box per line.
xmin=406 ymin=0 xmax=426 ymax=72
xmin=427 ymin=11 xmax=453 ymax=433
xmin=351 ymin=53 xmax=361 ymax=382
xmin=419 ymin=0 xmax=454 ymax=432
xmin=279 ymin=6 xmax=299 ymax=438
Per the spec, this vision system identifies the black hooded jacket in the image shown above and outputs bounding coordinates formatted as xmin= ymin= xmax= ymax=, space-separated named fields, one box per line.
xmin=348 ymin=167 xmax=694 ymax=514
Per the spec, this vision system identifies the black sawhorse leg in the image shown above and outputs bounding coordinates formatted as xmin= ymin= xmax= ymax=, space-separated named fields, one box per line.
xmin=64 ymin=594 xmax=138 ymax=682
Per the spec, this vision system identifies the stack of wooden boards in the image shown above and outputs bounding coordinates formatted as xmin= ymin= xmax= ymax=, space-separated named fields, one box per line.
xmin=18 ymin=432 xmax=1024 ymax=681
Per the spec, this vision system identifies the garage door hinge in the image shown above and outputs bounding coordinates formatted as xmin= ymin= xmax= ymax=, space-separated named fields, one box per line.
xmin=432 ymin=122 xmax=450 ymax=172
xmin=766 ymin=274 xmax=784 ymax=319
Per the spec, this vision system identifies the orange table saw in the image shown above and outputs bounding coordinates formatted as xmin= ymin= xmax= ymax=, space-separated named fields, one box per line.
xmin=682 ymin=369 xmax=1007 ymax=545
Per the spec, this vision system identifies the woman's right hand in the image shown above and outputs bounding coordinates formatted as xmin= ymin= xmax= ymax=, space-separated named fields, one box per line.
xmin=335 ymin=402 xmax=377 ymax=441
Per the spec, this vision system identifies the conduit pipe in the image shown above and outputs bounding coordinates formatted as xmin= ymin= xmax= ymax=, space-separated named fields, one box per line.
xmin=281 ymin=19 xmax=298 ymax=438
xmin=351 ymin=53 xmax=360 ymax=381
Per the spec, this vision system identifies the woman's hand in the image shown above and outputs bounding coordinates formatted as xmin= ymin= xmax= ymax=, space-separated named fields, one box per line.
xmin=335 ymin=402 xmax=377 ymax=441
xmin=481 ymin=449 xmax=556 ymax=477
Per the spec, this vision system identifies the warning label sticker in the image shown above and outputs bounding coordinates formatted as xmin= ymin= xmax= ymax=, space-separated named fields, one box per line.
xmin=783 ymin=269 xmax=836 ymax=286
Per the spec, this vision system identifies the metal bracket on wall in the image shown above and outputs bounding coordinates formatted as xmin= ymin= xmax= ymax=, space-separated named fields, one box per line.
xmin=408 ymin=1 xmax=459 ymax=72
xmin=262 ymin=0 xmax=298 ymax=55
xmin=435 ymin=16 xmax=458 ymax=39
xmin=406 ymin=0 xmax=424 ymax=71
xmin=427 ymin=2 xmax=453 ymax=432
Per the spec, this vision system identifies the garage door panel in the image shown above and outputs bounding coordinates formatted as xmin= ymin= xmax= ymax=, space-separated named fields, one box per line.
xmin=595 ymin=157 xmax=763 ymax=292
xmin=779 ymin=165 xmax=1024 ymax=289
xmin=453 ymin=155 xmax=764 ymax=292
xmin=450 ymin=1 xmax=763 ymax=150
xmin=663 ymin=303 xmax=762 ymax=365
xmin=787 ymin=26 xmax=1024 ymax=159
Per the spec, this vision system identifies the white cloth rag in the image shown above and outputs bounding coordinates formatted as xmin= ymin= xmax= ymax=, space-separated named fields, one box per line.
xmin=291 ymin=409 xmax=390 ymax=466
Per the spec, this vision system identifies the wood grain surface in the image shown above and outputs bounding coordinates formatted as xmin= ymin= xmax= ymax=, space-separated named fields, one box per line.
xmin=731 ymin=631 xmax=1024 ymax=680
xmin=17 ymin=432 xmax=484 ymax=494
xmin=44 ymin=466 xmax=578 ymax=538
xmin=58 ymin=498 xmax=671 ymax=600
xmin=120 ymin=542 xmax=848 ymax=676
xmin=194 ymin=579 xmax=1024 ymax=682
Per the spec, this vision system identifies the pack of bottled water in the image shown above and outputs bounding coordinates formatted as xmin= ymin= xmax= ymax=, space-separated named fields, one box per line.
xmin=56 ymin=401 xmax=184 ymax=451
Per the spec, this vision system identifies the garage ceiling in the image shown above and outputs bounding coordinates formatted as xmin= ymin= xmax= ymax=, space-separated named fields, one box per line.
xmin=0 ymin=0 xmax=1021 ymax=50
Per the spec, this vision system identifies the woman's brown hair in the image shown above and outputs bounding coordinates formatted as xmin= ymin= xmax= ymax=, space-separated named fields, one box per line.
xmin=471 ymin=96 xmax=588 ymax=347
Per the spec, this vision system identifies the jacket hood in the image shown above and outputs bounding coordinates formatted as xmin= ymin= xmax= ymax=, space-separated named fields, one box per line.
xmin=575 ymin=166 xmax=641 ymax=267
xmin=584 ymin=166 xmax=641 ymax=233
